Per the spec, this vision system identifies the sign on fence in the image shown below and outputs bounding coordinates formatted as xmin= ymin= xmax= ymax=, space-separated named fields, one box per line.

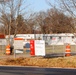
xmin=13 ymin=38 xmax=45 ymax=56
xmin=13 ymin=38 xmax=24 ymax=49
xmin=13 ymin=38 xmax=24 ymax=54
xmin=30 ymin=40 xmax=35 ymax=55
xmin=35 ymin=40 xmax=45 ymax=56
xmin=15 ymin=50 xmax=23 ymax=53
xmin=30 ymin=40 xmax=45 ymax=56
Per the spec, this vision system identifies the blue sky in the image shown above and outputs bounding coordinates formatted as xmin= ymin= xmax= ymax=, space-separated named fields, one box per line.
xmin=27 ymin=0 xmax=55 ymax=12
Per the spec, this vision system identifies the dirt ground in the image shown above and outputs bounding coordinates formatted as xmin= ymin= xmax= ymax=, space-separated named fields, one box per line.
xmin=0 ymin=55 xmax=76 ymax=68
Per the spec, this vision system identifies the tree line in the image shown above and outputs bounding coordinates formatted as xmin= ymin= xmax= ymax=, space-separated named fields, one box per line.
xmin=0 ymin=0 xmax=75 ymax=36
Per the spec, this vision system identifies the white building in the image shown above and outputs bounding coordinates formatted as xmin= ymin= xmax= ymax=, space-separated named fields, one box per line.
xmin=43 ymin=33 xmax=75 ymax=45
xmin=6 ymin=33 xmax=76 ymax=45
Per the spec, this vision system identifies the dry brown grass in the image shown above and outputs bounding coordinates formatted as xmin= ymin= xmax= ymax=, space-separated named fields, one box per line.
xmin=0 ymin=56 xmax=76 ymax=68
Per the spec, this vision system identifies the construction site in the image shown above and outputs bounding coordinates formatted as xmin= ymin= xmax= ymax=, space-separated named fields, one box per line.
xmin=0 ymin=33 xmax=75 ymax=58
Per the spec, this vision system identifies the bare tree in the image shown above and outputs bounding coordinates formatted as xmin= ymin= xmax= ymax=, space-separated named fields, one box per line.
xmin=46 ymin=0 xmax=76 ymax=33
xmin=33 ymin=11 xmax=47 ymax=34
xmin=47 ymin=8 xmax=74 ymax=33
xmin=0 ymin=0 xmax=31 ymax=44
xmin=57 ymin=0 xmax=76 ymax=17
xmin=0 ymin=0 xmax=30 ymax=35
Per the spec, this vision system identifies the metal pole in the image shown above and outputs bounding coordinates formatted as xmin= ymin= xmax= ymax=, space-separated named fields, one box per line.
xmin=14 ymin=49 xmax=16 ymax=58
xmin=34 ymin=29 xmax=36 ymax=40
xmin=8 ymin=15 xmax=11 ymax=45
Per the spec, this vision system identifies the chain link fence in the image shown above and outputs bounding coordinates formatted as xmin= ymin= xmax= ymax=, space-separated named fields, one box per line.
xmin=0 ymin=34 xmax=76 ymax=58
xmin=45 ymin=44 xmax=76 ymax=57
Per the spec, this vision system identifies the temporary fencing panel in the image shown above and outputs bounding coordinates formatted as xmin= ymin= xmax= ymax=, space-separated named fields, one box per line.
xmin=0 ymin=34 xmax=6 ymax=55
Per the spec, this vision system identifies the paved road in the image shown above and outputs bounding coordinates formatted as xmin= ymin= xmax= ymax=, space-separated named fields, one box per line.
xmin=0 ymin=66 xmax=76 ymax=75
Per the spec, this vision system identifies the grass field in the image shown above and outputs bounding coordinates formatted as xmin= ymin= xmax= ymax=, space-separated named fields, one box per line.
xmin=45 ymin=45 xmax=76 ymax=54
xmin=0 ymin=55 xmax=76 ymax=68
